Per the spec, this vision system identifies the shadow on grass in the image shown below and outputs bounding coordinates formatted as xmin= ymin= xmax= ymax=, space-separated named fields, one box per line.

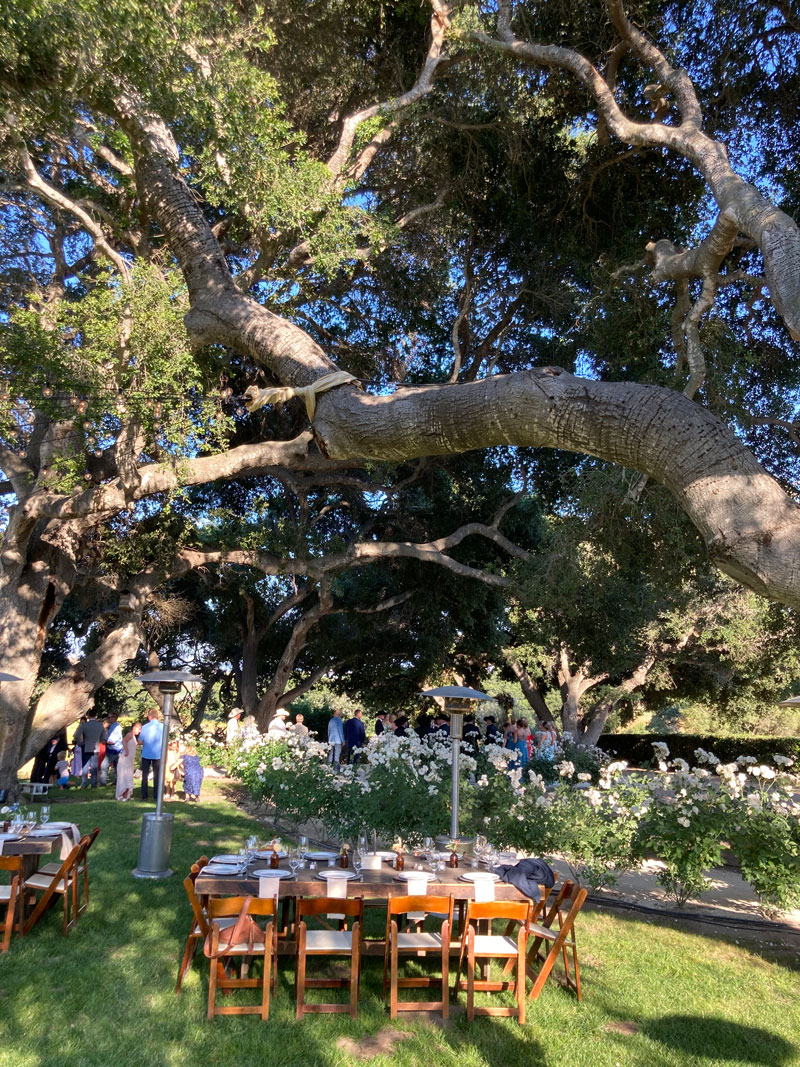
xmin=640 ymin=1016 xmax=797 ymax=1064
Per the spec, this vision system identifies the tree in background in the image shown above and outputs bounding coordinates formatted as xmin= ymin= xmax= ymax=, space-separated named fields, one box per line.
xmin=3 ymin=2 xmax=800 ymax=780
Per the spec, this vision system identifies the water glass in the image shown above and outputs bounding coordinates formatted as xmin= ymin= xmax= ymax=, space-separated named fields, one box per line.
xmin=40 ymin=805 xmax=51 ymax=824
xmin=352 ymin=852 xmax=363 ymax=878
xmin=298 ymin=835 xmax=308 ymax=852
xmin=288 ymin=851 xmax=301 ymax=877
xmin=246 ymin=834 xmax=259 ymax=859
xmin=25 ymin=809 xmax=37 ymax=827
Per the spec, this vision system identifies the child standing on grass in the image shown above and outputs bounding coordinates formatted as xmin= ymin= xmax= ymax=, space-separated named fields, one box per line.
xmin=181 ymin=743 xmax=204 ymax=802
xmin=55 ymin=751 xmax=71 ymax=789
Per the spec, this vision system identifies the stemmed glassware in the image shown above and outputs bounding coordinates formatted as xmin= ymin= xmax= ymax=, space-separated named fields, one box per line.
xmin=10 ymin=812 xmax=24 ymax=835
xmin=298 ymin=835 xmax=308 ymax=854
xmin=288 ymin=849 xmax=301 ymax=878
xmin=40 ymin=805 xmax=51 ymax=825
xmin=352 ymin=851 xmax=363 ymax=879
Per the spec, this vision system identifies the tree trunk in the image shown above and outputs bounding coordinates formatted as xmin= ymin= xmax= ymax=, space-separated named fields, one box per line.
xmin=505 ymin=656 xmax=551 ymax=725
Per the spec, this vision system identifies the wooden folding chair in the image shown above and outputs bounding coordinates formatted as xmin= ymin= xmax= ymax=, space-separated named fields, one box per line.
xmin=38 ymin=826 xmax=100 ymax=919
xmin=382 ymin=894 xmax=454 ymax=1019
xmin=22 ymin=835 xmax=90 ymax=936
xmin=295 ymin=897 xmax=364 ymax=1019
xmin=0 ymin=857 xmax=21 ymax=952
xmin=176 ymin=858 xmax=237 ymax=994
xmin=206 ymin=896 xmax=277 ymax=1020
xmin=525 ymin=881 xmax=587 ymax=1001
xmin=454 ymin=899 xmax=531 ymax=1023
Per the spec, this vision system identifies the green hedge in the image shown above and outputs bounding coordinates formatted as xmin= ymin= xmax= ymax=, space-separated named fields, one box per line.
xmin=598 ymin=733 xmax=800 ymax=766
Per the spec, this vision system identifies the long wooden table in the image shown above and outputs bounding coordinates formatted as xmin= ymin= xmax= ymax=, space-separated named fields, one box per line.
xmin=195 ymin=859 xmax=527 ymax=902
xmin=195 ymin=859 xmax=532 ymax=956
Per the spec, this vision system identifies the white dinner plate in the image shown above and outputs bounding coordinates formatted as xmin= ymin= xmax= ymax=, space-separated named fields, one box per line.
xmin=27 ymin=828 xmax=56 ymax=836
xmin=459 ymin=871 xmax=500 ymax=882
xmin=303 ymin=851 xmax=338 ymax=861
xmin=211 ymin=854 xmax=243 ymax=863
xmin=203 ymin=863 xmax=240 ymax=875
xmin=369 ymin=850 xmax=396 ymax=860
xmin=394 ymin=870 xmax=433 ymax=881
xmin=316 ymin=869 xmax=358 ymax=881
xmin=0 ymin=833 xmax=19 ymax=841
xmin=251 ymin=868 xmax=293 ymax=879
xmin=45 ymin=822 xmax=72 ymax=829
xmin=254 ymin=849 xmax=287 ymax=859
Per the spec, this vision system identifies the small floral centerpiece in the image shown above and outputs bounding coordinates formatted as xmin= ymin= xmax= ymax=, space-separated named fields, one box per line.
xmin=448 ymin=839 xmax=460 ymax=868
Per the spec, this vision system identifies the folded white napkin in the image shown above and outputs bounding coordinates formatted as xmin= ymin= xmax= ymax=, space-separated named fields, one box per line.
xmin=326 ymin=873 xmax=348 ymax=920
xmin=258 ymin=873 xmax=282 ymax=899
xmin=405 ymin=871 xmax=432 ymax=920
xmin=472 ymin=873 xmax=496 ymax=902
xmin=59 ymin=825 xmax=80 ymax=861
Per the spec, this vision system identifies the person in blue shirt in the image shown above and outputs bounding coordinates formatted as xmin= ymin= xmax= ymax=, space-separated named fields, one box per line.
xmin=138 ymin=707 xmax=164 ymax=801
xmin=327 ymin=708 xmax=344 ymax=768
xmin=344 ymin=708 xmax=367 ymax=766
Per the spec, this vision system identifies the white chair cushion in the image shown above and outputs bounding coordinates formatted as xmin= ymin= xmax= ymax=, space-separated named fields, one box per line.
xmin=217 ymin=940 xmax=266 ymax=954
xmin=303 ymin=929 xmax=353 ymax=953
xmin=472 ymin=934 xmax=520 ymax=955
xmin=396 ymin=932 xmax=443 ymax=950
xmin=0 ymin=886 xmax=13 ymax=901
xmin=24 ymin=873 xmax=71 ymax=892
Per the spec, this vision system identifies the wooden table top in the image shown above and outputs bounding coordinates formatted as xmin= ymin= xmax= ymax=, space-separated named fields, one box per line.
xmin=195 ymin=860 xmax=526 ymax=901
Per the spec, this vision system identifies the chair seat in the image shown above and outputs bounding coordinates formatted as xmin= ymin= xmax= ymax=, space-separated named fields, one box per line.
xmin=39 ymin=862 xmax=86 ymax=876
xmin=215 ymin=939 xmax=267 ymax=954
xmin=528 ymin=922 xmax=557 ymax=941
xmin=24 ymin=873 xmax=72 ymax=893
xmin=396 ymin=931 xmax=443 ymax=950
xmin=0 ymin=886 xmax=13 ymax=901
xmin=304 ymin=929 xmax=353 ymax=953
xmin=472 ymin=934 xmax=520 ymax=955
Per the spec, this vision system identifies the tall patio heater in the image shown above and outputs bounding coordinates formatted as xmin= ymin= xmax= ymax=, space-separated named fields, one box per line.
xmin=132 ymin=669 xmax=202 ymax=879
xmin=421 ymin=685 xmax=491 ymax=842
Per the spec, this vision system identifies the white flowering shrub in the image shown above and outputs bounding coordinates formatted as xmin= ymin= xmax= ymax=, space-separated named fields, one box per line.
xmin=636 ymin=743 xmax=800 ymax=910
xmin=207 ymin=727 xmax=799 ymax=912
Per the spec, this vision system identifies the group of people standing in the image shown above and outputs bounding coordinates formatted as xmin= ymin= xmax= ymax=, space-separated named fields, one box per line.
xmin=30 ymin=706 xmax=204 ymax=803
xmin=322 ymin=705 xmax=561 ymax=770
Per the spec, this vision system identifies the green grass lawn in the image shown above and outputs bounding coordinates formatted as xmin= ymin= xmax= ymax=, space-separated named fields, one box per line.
xmin=1 ymin=780 xmax=798 ymax=1067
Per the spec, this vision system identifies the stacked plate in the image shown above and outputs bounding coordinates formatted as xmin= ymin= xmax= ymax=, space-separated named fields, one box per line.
xmin=459 ymin=870 xmax=500 ymax=883
xmin=251 ymin=868 xmax=293 ymax=879
xmin=315 ymin=868 xmax=358 ymax=881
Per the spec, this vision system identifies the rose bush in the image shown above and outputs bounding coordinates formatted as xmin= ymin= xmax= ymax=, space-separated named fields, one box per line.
xmin=210 ymin=726 xmax=800 ymax=913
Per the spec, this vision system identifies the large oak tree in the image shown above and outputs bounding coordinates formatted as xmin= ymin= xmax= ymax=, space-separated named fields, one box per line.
xmin=2 ymin=0 xmax=800 ymax=783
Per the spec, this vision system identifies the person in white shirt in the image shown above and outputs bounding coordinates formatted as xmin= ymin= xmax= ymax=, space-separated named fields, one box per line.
xmin=266 ymin=708 xmax=290 ymax=738
xmin=226 ymin=708 xmax=243 ymax=746
xmin=100 ymin=713 xmax=124 ymax=786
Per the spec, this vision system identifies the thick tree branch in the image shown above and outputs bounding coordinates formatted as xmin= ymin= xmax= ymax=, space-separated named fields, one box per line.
xmin=10 ymin=131 xmax=131 ymax=282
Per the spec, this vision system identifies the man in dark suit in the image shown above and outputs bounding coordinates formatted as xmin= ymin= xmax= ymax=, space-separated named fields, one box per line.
xmin=344 ymin=708 xmax=367 ymax=765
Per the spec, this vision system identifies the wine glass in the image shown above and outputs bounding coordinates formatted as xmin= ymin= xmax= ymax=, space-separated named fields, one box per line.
xmin=40 ymin=805 xmax=51 ymax=824
xmin=352 ymin=851 xmax=363 ymax=879
xmin=238 ymin=845 xmax=250 ymax=875
xmin=298 ymin=834 xmax=308 ymax=853
xmin=10 ymin=812 xmax=23 ymax=835
xmin=357 ymin=833 xmax=368 ymax=855
xmin=288 ymin=850 xmax=301 ymax=878
xmin=246 ymin=834 xmax=259 ymax=860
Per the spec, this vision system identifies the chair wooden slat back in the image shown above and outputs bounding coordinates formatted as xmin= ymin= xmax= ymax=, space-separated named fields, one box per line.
xmin=295 ymin=897 xmax=364 ymax=1019
xmin=526 ymin=882 xmax=587 ymax=1001
xmin=206 ymin=896 xmax=277 ymax=1020
xmin=0 ymin=856 xmax=21 ymax=953
xmin=383 ymin=893 xmax=455 ymax=1020
xmin=455 ymin=897 xmax=533 ymax=1024
xmin=22 ymin=836 xmax=88 ymax=936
